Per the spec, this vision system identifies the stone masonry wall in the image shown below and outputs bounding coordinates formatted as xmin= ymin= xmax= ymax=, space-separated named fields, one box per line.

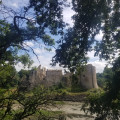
xmin=22 ymin=64 xmax=98 ymax=89
xmin=79 ymin=64 xmax=98 ymax=89
xmin=45 ymin=70 xmax=62 ymax=86
xmin=29 ymin=65 xmax=46 ymax=88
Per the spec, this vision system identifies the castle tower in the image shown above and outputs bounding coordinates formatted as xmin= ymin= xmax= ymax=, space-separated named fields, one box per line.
xmin=79 ymin=64 xmax=98 ymax=89
xmin=29 ymin=65 xmax=46 ymax=88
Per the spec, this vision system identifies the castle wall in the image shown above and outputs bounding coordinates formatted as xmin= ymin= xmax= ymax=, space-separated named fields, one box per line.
xmin=45 ymin=70 xmax=62 ymax=86
xmin=21 ymin=64 xmax=98 ymax=90
xmin=79 ymin=64 xmax=98 ymax=89
xmin=61 ymin=73 xmax=72 ymax=87
xmin=29 ymin=65 xmax=46 ymax=88
xmin=92 ymin=66 xmax=98 ymax=88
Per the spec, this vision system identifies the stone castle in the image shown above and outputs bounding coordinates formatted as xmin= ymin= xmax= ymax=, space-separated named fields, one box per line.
xmin=20 ymin=64 xmax=98 ymax=90
xmin=79 ymin=64 xmax=98 ymax=89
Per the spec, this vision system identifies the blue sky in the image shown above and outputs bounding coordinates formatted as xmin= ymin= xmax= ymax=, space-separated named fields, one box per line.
xmin=3 ymin=0 xmax=107 ymax=73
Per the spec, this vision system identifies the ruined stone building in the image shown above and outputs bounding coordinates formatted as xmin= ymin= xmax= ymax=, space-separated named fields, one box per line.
xmin=21 ymin=64 xmax=98 ymax=90
xmin=79 ymin=64 xmax=98 ymax=89
xmin=46 ymin=70 xmax=62 ymax=86
xmin=29 ymin=65 xmax=46 ymax=88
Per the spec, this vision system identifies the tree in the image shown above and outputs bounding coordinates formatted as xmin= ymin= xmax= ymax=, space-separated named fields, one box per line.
xmin=52 ymin=0 xmax=120 ymax=70
xmin=0 ymin=0 xmax=69 ymax=89
xmin=0 ymin=85 xmax=54 ymax=120
xmin=0 ymin=64 xmax=18 ymax=88
xmin=82 ymin=57 xmax=120 ymax=120
xmin=97 ymin=67 xmax=113 ymax=88
xmin=52 ymin=0 xmax=120 ymax=119
xmin=0 ymin=0 xmax=67 ymax=60
xmin=0 ymin=0 xmax=67 ymax=119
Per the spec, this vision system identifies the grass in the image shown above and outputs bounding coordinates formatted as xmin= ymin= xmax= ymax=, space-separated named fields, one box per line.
xmin=54 ymin=101 xmax=65 ymax=105
xmin=37 ymin=109 xmax=63 ymax=116
xmin=0 ymin=86 xmax=90 ymax=120
xmin=0 ymin=104 xmax=64 ymax=120
xmin=24 ymin=109 xmax=64 ymax=120
xmin=52 ymin=86 xmax=88 ymax=96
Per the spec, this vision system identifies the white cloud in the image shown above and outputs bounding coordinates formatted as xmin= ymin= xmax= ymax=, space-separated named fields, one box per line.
xmin=87 ymin=51 xmax=99 ymax=62
xmin=31 ymin=50 xmax=64 ymax=71
xmin=32 ymin=55 xmax=51 ymax=69
xmin=51 ymin=48 xmax=55 ymax=53
xmin=87 ymin=51 xmax=107 ymax=73
xmin=24 ymin=41 xmax=34 ymax=47
xmin=16 ymin=49 xmax=106 ymax=73
xmin=11 ymin=0 xmax=106 ymax=73
xmin=63 ymin=0 xmax=75 ymax=27
xmin=95 ymin=30 xmax=103 ymax=41
xmin=63 ymin=8 xmax=75 ymax=27
xmin=11 ymin=3 xmax=18 ymax=8
xmin=33 ymin=47 xmax=55 ymax=55
xmin=34 ymin=48 xmax=42 ymax=54
xmin=87 ymin=51 xmax=95 ymax=58
xmin=88 ymin=60 xmax=107 ymax=73
xmin=3 ymin=0 xmax=29 ymax=8
xmin=15 ymin=63 xmax=29 ymax=71
xmin=15 ymin=63 xmax=23 ymax=71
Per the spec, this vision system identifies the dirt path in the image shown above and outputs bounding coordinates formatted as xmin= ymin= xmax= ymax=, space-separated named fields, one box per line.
xmin=47 ymin=101 xmax=95 ymax=120
xmin=12 ymin=101 xmax=95 ymax=120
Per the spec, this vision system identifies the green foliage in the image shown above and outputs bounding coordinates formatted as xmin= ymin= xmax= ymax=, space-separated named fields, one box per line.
xmin=0 ymin=86 xmax=54 ymax=120
xmin=97 ymin=67 xmax=113 ymax=88
xmin=70 ymin=74 xmax=85 ymax=92
xmin=0 ymin=64 xmax=18 ymax=89
xmin=97 ymin=73 xmax=104 ymax=87
xmin=1 ymin=0 xmax=120 ymax=119
xmin=82 ymin=57 xmax=120 ymax=120
xmin=28 ymin=0 xmax=66 ymax=35
xmin=52 ymin=28 xmax=89 ymax=72
xmin=0 ymin=0 xmax=67 ymax=63
xmin=82 ymin=88 xmax=120 ymax=120
xmin=0 ymin=23 xmax=24 ymax=61
xmin=37 ymin=110 xmax=63 ymax=120
xmin=51 ymin=0 xmax=120 ymax=119
xmin=71 ymin=86 xmax=85 ymax=93
xmin=43 ymin=34 xmax=55 ymax=46
xmin=0 ymin=1 xmax=67 ymax=119
xmin=0 ymin=20 xmax=10 ymax=36
xmin=17 ymin=54 xmax=33 ymax=68
xmin=53 ymin=0 xmax=120 ymax=70
xmin=18 ymin=69 xmax=31 ymax=80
